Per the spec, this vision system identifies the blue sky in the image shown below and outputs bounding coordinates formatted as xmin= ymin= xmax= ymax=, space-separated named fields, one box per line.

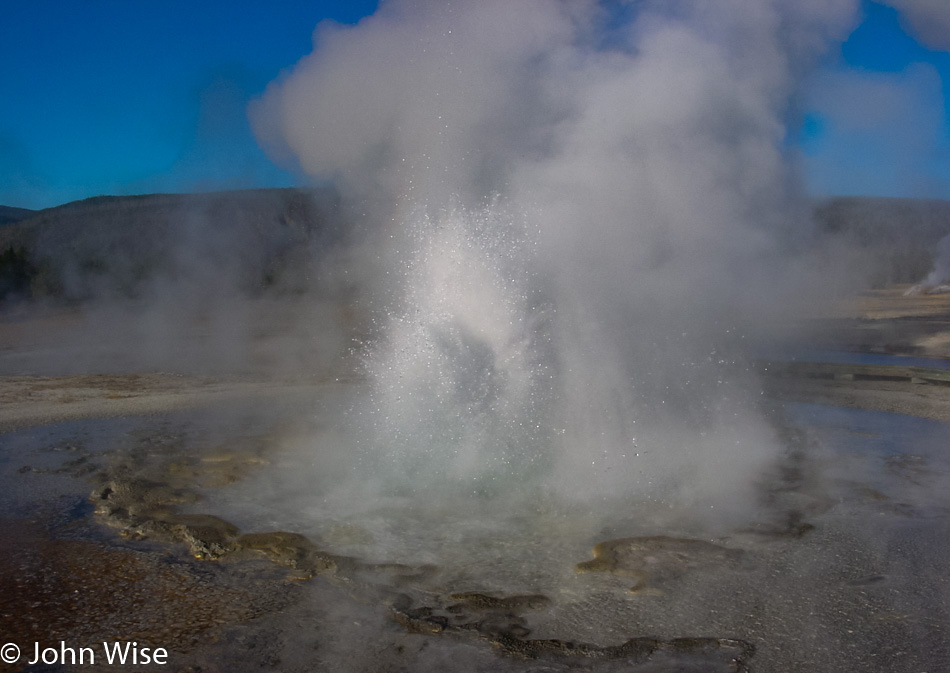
xmin=801 ymin=1 xmax=950 ymax=200
xmin=0 ymin=0 xmax=378 ymax=209
xmin=1 ymin=0 xmax=949 ymax=210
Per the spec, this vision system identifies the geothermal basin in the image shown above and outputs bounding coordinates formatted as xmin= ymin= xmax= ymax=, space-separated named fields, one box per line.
xmin=1 ymin=289 xmax=950 ymax=673
xmin=5 ymin=2 xmax=950 ymax=671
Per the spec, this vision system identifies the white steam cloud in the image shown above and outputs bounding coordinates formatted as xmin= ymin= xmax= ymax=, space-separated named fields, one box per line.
xmin=252 ymin=0 xmax=859 ymax=527
xmin=882 ymin=0 xmax=950 ymax=51
xmin=804 ymin=62 xmax=947 ymax=197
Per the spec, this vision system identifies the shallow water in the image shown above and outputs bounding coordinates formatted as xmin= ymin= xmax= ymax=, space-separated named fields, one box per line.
xmin=769 ymin=348 xmax=950 ymax=370
xmin=192 ymin=394 xmax=950 ymax=672
xmin=3 ymin=393 xmax=949 ymax=671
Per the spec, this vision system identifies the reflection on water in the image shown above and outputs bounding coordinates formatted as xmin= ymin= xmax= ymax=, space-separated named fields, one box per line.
xmin=769 ymin=349 xmax=950 ymax=371
xmin=785 ymin=402 xmax=950 ymax=516
xmin=196 ymin=396 xmax=950 ymax=672
xmin=3 ymin=397 xmax=949 ymax=672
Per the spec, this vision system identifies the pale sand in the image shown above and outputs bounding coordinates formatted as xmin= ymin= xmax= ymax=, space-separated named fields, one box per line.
xmin=0 ymin=373 xmax=331 ymax=432
xmin=4 ymin=287 xmax=950 ymax=432
xmin=0 ymin=300 xmax=355 ymax=431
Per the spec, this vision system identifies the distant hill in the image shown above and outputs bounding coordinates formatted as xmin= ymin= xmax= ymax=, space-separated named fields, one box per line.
xmin=2 ymin=190 xmax=950 ymax=305
xmin=0 ymin=188 xmax=345 ymax=303
xmin=0 ymin=205 xmax=36 ymax=227
xmin=813 ymin=196 xmax=950 ymax=287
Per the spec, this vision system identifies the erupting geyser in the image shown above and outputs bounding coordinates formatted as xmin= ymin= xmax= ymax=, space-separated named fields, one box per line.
xmin=252 ymin=0 xmax=858 ymax=524
xmin=357 ymin=202 xmax=556 ymax=493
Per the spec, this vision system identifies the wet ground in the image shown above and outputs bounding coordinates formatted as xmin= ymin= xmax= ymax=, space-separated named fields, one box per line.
xmin=1 ymin=292 xmax=950 ymax=672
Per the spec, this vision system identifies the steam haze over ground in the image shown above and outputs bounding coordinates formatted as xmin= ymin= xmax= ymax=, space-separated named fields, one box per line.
xmin=248 ymin=0 xmax=862 ymax=526
xmin=0 ymin=190 xmax=353 ymax=378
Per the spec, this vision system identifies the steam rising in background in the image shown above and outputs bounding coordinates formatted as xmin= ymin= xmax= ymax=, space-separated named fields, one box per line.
xmin=252 ymin=0 xmax=862 ymax=525
xmin=0 ymin=190 xmax=351 ymax=379
xmin=880 ymin=0 xmax=950 ymax=51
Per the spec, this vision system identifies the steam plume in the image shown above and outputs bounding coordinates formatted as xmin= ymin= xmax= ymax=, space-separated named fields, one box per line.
xmin=253 ymin=0 xmax=859 ymax=525
xmin=882 ymin=0 xmax=950 ymax=50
